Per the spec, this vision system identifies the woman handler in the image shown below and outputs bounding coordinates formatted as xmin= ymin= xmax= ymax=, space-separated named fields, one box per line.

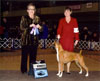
xmin=57 ymin=7 xmax=79 ymax=73
xmin=20 ymin=3 xmax=42 ymax=74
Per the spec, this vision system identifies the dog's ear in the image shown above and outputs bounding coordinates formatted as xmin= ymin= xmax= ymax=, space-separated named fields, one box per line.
xmin=56 ymin=39 xmax=59 ymax=43
xmin=53 ymin=41 xmax=57 ymax=46
xmin=53 ymin=41 xmax=56 ymax=45
xmin=55 ymin=38 xmax=60 ymax=43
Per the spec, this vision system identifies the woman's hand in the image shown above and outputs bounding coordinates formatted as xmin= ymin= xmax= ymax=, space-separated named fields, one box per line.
xmin=74 ymin=40 xmax=79 ymax=46
xmin=30 ymin=24 xmax=41 ymax=29
xmin=36 ymin=24 xmax=41 ymax=29
xmin=57 ymin=34 xmax=60 ymax=40
xmin=30 ymin=24 xmax=36 ymax=28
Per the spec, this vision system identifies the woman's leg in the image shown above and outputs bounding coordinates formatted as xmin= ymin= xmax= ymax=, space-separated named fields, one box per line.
xmin=21 ymin=45 xmax=28 ymax=73
xmin=29 ymin=45 xmax=38 ymax=64
xmin=28 ymin=45 xmax=38 ymax=75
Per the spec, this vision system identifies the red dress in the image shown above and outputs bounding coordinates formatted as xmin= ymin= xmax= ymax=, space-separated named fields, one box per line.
xmin=57 ymin=17 xmax=79 ymax=52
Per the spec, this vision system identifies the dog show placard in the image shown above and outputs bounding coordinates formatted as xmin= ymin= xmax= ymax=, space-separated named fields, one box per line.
xmin=33 ymin=60 xmax=48 ymax=78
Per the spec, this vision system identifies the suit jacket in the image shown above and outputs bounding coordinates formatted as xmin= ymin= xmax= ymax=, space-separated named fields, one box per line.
xmin=20 ymin=15 xmax=43 ymax=46
xmin=57 ymin=17 xmax=79 ymax=51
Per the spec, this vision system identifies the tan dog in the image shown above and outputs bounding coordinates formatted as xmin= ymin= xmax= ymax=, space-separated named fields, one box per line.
xmin=55 ymin=42 xmax=89 ymax=77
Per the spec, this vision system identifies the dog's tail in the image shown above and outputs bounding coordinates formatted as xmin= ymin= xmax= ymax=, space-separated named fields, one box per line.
xmin=79 ymin=50 xmax=82 ymax=54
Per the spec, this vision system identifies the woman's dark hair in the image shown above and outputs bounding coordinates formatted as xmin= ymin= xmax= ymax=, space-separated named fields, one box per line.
xmin=64 ymin=6 xmax=72 ymax=12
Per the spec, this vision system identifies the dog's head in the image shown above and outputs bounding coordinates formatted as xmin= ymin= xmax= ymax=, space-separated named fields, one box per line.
xmin=54 ymin=41 xmax=63 ymax=51
xmin=54 ymin=41 xmax=60 ymax=48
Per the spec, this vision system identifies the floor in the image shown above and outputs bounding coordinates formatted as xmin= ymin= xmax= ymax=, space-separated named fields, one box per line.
xmin=0 ymin=71 xmax=100 ymax=81
xmin=0 ymin=49 xmax=100 ymax=71
xmin=0 ymin=49 xmax=100 ymax=81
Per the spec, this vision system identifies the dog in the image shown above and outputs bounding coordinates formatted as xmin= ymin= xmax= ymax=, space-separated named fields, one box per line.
xmin=54 ymin=42 xmax=89 ymax=77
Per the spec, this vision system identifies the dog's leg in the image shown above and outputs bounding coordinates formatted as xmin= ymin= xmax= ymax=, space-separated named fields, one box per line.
xmin=67 ymin=62 xmax=71 ymax=74
xmin=75 ymin=61 xmax=82 ymax=74
xmin=56 ymin=48 xmax=59 ymax=62
xmin=85 ymin=72 xmax=89 ymax=77
xmin=58 ymin=62 xmax=64 ymax=77
xmin=59 ymin=72 xmax=63 ymax=77
xmin=78 ymin=57 xmax=89 ymax=77
xmin=57 ymin=63 xmax=61 ymax=76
